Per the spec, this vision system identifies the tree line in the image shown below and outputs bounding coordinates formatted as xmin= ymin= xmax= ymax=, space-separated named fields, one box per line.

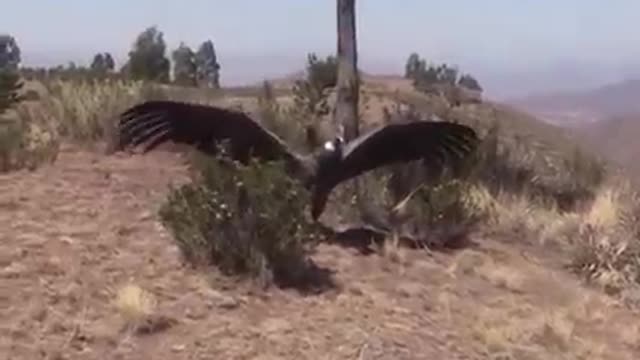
xmin=0 ymin=34 xmax=23 ymax=115
xmin=1 ymin=24 xmax=486 ymax=115
xmin=403 ymin=52 xmax=483 ymax=102
xmin=1 ymin=26 xmax=221 ymax=89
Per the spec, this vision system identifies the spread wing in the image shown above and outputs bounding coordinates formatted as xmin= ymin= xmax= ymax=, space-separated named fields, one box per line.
xmin=309 ymin=121 xmax=478 ymax=220
xmin=333 ymin=121 xmax=478 ymax=187
xmin=117 ymin=100 xmax=302 ymax=166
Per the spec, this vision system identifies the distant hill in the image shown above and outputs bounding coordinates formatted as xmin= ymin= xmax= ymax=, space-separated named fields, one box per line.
xmin=505 ymin=79 xmax=640 ymax=126
xmin=575 ymin=113 xmax=640 ymax=178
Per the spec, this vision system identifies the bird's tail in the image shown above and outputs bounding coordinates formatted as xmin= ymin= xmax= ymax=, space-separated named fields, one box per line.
xmin=311 ymin=188 xmax=331 ymax=221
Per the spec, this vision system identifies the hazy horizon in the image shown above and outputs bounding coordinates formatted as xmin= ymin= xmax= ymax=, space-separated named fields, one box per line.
xmin=4 ymin=0 xmax=640 ymax=99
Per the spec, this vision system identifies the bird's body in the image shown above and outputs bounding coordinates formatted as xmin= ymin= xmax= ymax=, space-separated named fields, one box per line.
xmin=117 ymin=100 xmax=479 ymax=221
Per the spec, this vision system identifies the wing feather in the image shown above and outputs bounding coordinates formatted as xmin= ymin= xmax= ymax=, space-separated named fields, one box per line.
xmin=121 ymin=113 xmax=168 ymax=138
xmin=310 ymin=121 xmax=478 ymax=220
xmin=117 ymin=100 xmax=302 ymax=166
xmin=141 ymin=129 xmax=174 ymax=153
xmin=333 ymin=121 xmax=478 ymax=186
xmin=129 ymin=121 xmax=172 ymax=147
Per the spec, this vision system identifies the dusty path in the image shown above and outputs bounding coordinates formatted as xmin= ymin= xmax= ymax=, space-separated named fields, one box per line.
xmin=1 ymin=145 xmax=639 ymax=359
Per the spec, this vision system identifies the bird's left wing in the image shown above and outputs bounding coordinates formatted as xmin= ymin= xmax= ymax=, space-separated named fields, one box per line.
xmin=332 ymin=121 xmax=479 ymax=187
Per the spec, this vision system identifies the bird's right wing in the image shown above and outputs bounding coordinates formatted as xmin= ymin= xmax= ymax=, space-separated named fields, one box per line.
xmin=117 ymin=100 xmax=300 ymax=165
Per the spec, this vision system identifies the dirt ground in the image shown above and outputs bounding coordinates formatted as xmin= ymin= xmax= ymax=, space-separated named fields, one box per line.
xmin=2 ymin=144 xmax=640 ymax=360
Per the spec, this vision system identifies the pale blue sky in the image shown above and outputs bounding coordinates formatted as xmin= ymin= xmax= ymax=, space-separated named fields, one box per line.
xmin=3 ymin=1 xmax=640 ymax=98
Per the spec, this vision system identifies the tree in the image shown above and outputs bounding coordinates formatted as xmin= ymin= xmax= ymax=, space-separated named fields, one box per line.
xmin=195 ymin=40 xmax=221 ymax=89
xmin=90 ymin=53 xmax=105 ymax=73
xmin=0 ymin=35 xmax=23 ymax=115
xmin=291 ymin=53 xmax=338 ymax=120
xmin=404 ymin=52 xmax=425 ymax=80
xmin=0 ymin=71 xmax=23 ymax=115
xmin=333 ymin=0 xmax=365 ymax=209
xmin=91 ymin=52 xmax=116 ymax=74
xmin=127 ymin=26 xmax=170 ymax=83
xmin=405 ymin=51 xmax=483 ymax=102
xmin=458 ymin=73 xmax=483 ymax=92
xmin=437 ymin=64 xmax=458 ymax=86
xmin=90 ymin=54 xmax=104 ymax=74
xmin=104 ymin=53 xmax=115 ymax=71
xmin=172 ymin=42 xmax=197 ymax=86
xmin=306 ymin=53 xmax=338 ymax=91
xmin=334 ymin=0 xmax=360 ymax=142
xmin=0 ymin=35 xmax=21 ymax=70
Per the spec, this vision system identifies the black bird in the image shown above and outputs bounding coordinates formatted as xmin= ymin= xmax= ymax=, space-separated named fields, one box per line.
xmin=117 ymin=100 xmax=479 ymax=221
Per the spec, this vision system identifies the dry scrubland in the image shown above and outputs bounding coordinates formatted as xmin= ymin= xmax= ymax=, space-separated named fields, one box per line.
xmin=2 ymin=77 xmax=640 ymax=359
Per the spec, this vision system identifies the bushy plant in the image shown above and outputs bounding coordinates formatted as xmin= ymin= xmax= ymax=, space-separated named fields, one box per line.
xmin=0 ymin=117 xmax=26 ymax=172
xmin=0 ymin=69 xmax=23 ymax=115
xmin=565 ymin=184 xmax=640 ymax=297
xmin=158 ymin=150 xmax=324 ymax=288
xmin=0 ymin=108 xmax=60 ymax=173
xmin=0 ymin=72 xmax=60 ymax=172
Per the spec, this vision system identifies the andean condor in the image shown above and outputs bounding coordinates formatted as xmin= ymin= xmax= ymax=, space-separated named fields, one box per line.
xmin=117 ymin=100 xmax=479 ymax=220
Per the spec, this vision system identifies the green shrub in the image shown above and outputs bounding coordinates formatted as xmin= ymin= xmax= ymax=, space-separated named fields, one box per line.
xmin=0 ymin=114 xmax=59 ymax=173
xmin=0 ymin=73 xmax=59 ymax=173
xmin=158 ymin=150 xmax=325 ymax=288
xmin=0 ymin=69 xmax=24 ymax=115
xmin=0 ymin=118 xmax=25 ymax=172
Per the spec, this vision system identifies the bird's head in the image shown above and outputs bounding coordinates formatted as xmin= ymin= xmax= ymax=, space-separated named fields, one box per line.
xmin=323 ymin=136 xmax=345 ymax=155
xmin=315 ymin=135 xmax=345 ymax=184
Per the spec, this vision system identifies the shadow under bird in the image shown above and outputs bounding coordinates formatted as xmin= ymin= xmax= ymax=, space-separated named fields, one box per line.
xmin=116 ymin=100 xmax=479 ymax=221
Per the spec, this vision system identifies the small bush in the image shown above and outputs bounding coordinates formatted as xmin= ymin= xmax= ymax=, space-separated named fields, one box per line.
xmin=0 ymin=105 xmax=60 ymax=173
xmin=414 ymin=180 xmax=494 ymax=231
xmin=565 ymin=183 xmax=640 ymax=296
xmin=0 ymin=118 xmax=27 ymax=172
xmin=158 ymin=150 xmax=324 ymax=288
xmin=0 ymin=69 xmax=24 ymax=115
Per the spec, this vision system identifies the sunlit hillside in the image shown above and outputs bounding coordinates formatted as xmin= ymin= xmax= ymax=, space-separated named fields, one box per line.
xmin=1 ymin=67 xmax=639 ymax=359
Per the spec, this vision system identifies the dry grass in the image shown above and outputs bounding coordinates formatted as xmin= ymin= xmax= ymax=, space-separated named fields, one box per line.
xmin=0 ymin=78 xmax=271 ymax=174
xmin=114 ymin=284 xmax=155 ymax=323
xmin=466 ymin=176 xmax=640 ymax=303
xmin=443 ymin=244 xmax=639 ymax=359
xmin=112 ymin=283 xmax=177 ymax=336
